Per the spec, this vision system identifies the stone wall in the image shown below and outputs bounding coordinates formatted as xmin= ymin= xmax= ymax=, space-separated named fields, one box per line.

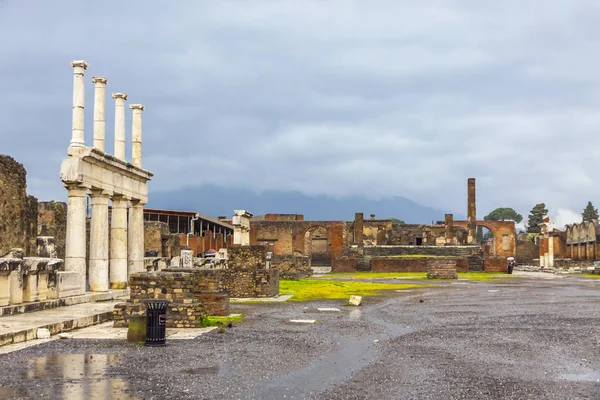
xmin=37 ymin=201 xmax=68 ymax=260
xmin=516 ymin=239 xmax=539 ymax=263
xmin=113 ymin=269 xmax=229 ymax=328
xmin=0 ymin=155 xmax=28 ymax=256
xmin=363 ymin=245 xmax=479 ymax=257
xmin=454 ymin=220 xmax=516 ymax=258
xmin=483 ymin=256 xmax=508 ymax=272
xmin=427 ymin=259 xmax=458 ymax=279
xmin=144 ymin=221 xmax=180 ymax=258
xmin=331 ymin=257 xmax=357 ymax=272
xmin=271 ymin=254 xmax=311 ymax=279
xmin=370 ymin=257 xmax=469 ymax=273
xmin=227 ymin=246 xmax=279 ymax=297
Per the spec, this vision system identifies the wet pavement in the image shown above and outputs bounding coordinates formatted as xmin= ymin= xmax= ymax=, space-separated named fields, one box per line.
xmin=0 ymin=275 xmax=599 ymax=399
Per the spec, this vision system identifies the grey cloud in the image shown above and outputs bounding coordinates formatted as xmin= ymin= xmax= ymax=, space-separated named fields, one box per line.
xmin=1 ymin=0 xmax=600 ymax=220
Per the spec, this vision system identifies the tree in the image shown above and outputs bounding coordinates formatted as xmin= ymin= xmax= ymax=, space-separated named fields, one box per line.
xmin=526 ymin=203 xmax=548 ymax=233
xmin=581 ymin=201 xmax=599 ymax=222
xmin=483 ymin=207 xmax=523 ymax=223
xmin=390 ymin=218 xmax=405 ymax=225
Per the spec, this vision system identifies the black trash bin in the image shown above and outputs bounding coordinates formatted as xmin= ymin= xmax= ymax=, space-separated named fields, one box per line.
xmin=143 ymin=299 xmax=169 ymax=347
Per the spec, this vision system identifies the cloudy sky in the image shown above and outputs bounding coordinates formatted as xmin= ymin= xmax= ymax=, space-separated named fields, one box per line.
xmin=1 ymin=0 xmax=598 ymax=227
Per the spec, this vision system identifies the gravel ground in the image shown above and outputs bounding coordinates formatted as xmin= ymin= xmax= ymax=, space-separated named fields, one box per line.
xmin=0 ymin=276 xmax=599 ymax=399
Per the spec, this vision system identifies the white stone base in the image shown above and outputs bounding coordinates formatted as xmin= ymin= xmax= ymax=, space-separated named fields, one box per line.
xmin=57 ymin=271 xmax=85 ymax=298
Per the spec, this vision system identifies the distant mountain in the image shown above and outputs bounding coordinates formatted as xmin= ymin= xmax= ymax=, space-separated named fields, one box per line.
xmin=148 ymin=185 xmax=465 ymax=223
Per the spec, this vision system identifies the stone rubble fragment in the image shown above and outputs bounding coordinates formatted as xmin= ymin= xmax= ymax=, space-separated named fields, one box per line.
xmin=349 ymin=295 xmax=362 ymax=306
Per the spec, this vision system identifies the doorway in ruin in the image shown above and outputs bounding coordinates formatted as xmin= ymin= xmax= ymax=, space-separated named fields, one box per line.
xmin=304 ymin=226 xmax=330 ymax=267
xmin=477 ymin=226 xmax=495 ymax=255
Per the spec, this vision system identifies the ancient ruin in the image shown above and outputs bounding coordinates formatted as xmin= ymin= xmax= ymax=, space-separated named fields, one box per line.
xmin=250 ymin=178 xmax=517 ymax=275
xmin=60 ymin=60 xmax=153 ymax=294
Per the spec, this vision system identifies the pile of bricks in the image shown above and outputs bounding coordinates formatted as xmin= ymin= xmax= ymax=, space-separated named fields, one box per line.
xmin=427 ymin=259 xmax=458 ymax=279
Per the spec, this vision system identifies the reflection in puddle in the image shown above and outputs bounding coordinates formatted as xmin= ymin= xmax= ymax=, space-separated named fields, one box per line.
xmin=21 ymin=354 xmax=140 ymax=400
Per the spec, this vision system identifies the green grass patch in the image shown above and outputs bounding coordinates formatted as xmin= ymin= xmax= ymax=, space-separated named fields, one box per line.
xmin=582 ymin=273 xmax=600 ymax=279
xmin=279 ymin=279 xmax=417 ymax=301
xmin=200 ymin=314 xmax=244 ymax=328
xmin=457 ymin=272 xmax=514 ymax=281
xmin=326 ymin=272 xmax=427 ymax=280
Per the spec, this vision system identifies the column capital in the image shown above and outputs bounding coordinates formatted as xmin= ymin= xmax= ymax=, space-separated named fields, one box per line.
xmin=112 ymin=92 xmax=128 ymax=101
xmin=129 ymin=199 xmax=146 ymax=207
xmin=71 ymin=60 xmax=89 ymax=70
xmin=111 ymin=194 xmax=131 ymax=202
xmin=63 ymin=184 xmax=88 ymax=196
xmin=129 ymin=104 xmax=144 ymax=111
xmin=89 ymin=188 xmax=111 ymax=198
xmin=92 ymin=76 xmax=108 ymax=85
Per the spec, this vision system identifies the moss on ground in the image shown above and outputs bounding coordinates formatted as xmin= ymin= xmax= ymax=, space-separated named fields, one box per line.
xmin=279 ymin=279 xmax=418 ymax=301
xmin=200 ymin=314 xmax=244 ymax=327
xmin=582 ymin=273 xmax=600 ymax=279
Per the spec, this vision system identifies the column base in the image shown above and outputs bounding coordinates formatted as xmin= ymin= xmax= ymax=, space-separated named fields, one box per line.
xmin=110 ymin=282 xmax=128 ymax=289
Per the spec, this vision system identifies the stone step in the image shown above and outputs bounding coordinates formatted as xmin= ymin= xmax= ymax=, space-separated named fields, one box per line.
xmin=0 ymin=289 xmax=129 ymax=317
xmin=311 ymin=266 xmax=332 ymax=274
xmin=0 ymin=301 xmax=120 ymax=347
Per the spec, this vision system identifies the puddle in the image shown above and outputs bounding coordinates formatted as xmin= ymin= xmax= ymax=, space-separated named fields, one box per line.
xmin=19 ymin=354 xmax=140 ymax=399
xmin=182 ymin=366 xmax=220 ymax=375
xmin=561 ymin=368 xmax=600 ymax=382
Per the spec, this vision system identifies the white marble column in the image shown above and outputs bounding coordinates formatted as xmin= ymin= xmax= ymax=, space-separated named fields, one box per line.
xmin=112 ymin=92 xmax=128 ymax=160
xmin=110 ymin=195 xmax=128 ymax=289
xmin=92 ymin=77 xmax=108 ymax=151
xmin=70 ymin=60 xmax=88 ymax=149
xmin=128 ymin=200 xmax=145 ymax=277
xmin=64 ymin=185 xmax=88 ymax=293
xmin=89 ymin=190 xmax=110 ymax=292
xmin=129 ymin=104 xmax=144 ymax=168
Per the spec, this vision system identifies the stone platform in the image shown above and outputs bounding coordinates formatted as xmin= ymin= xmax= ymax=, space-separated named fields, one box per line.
xmin=0 ymin=300 xmax=121 ymax=347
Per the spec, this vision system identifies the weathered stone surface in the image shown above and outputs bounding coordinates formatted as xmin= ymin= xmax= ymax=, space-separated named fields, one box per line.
xmin=349 ymin=295 xmax=362 ymax=306
xmin=427 ymin=259 xmax=458 ymax=279
xmin=0 ymin=155 xmax=28 ymax=256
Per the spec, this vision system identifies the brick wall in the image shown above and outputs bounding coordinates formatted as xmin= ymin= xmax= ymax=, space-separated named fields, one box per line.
xmin=364 ymin=245 xmax=479 ymax=257
xmin=427 ymin=259 xmax=458 ymax=279
xmin=113 ymin=269 xmax=230 ymax=328
xmin=37 ymin=201 xmax=67 ymax=260
xmin=0 ymin=155 xmax=28 ymax=255
xmin=484 ymin=256 xmax=508 ymax=272
xmin=331 ymin=257 xmax=357 ymax=272
xmin=144 ymin=221 xmax=181 ymax=258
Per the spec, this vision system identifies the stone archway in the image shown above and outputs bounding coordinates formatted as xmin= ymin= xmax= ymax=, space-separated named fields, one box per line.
xmin=304 ymin=226 xmax=330 ymax=267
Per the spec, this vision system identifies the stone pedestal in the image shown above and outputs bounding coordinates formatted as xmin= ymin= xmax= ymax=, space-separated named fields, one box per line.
xmin=181 ymin=250 xmax=193 ymax=268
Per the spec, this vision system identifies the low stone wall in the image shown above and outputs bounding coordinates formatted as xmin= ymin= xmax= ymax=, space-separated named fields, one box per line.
xmin=370 ymin=257 xmax=469 ymax=273
xmin=364 ymin=245 xmax=479 ymax=258
xmin=113 ymin=269 xmax=229 ymax=328
xmin=553 ymin=259 xmax=595 ymax=268
xmin=272 ymin=254 xmax=311 ymax=279
xmin=483 ymin=256 xmax=507 ymax=273
xmin=427 ymin=259 xmax=458 ymax=279
xmin=331 ymin=257 xmax=357 ymax=273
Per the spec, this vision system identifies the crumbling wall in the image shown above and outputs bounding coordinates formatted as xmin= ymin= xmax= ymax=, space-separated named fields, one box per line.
xmin=272 ymin=254 xmax=311 ymax=279
xmin=226 ymin=246 xmax=279 ymax=297
xmin=516 ymin=239 xmax=539 ymax=263
xmin=144 ymin=221 xmax=180 ymax=258
xmin=0 ymin=155 xmax=29 ymax=255
xmin=113 ymin=269 xmax=230 ymax=328
xmin=37 ymin=201 xmax=67 ymax=260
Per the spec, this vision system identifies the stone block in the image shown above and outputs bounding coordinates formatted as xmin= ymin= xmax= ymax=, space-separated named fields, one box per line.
xmin=349 ymin=295 xmax=362 ymax=306
xmin=57 ymin=271 xmax=84 ymax=298
xmin=181 ymin=250 xmax=193 ymax=268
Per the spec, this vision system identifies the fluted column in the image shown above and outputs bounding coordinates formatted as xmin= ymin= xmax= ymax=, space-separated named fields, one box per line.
xmin=128 ymin=200 xmax=146 ymax=277
xmin=110 ymin=195 xmax=128 ymax=289
xmin=129 ymin=104 xmax=144 ymax=168
xmin=89 ymin=190 xmax=110 ymax=292
xmin=64 ymin=185 xmax=88 ymax=293
xmin=112 ymin=92 xmax=128 ymax=160
xmin=70 ymin=60 xmax=89 ymax=148
xmin=92 ymin=77 xmax=108 ymax=151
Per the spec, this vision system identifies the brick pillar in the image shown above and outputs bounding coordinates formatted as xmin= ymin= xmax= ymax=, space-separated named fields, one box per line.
xmin=467 ymin=178 xmax=476 ymax=244
xmin=354 ymin=213 xmax=364 ymax=244
xmin=445 ymin=214 xmax=454 ymax=245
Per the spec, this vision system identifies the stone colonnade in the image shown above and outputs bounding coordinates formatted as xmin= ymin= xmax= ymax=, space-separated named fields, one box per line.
xmin=62 ymin=60 xmax=152 ymax=293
